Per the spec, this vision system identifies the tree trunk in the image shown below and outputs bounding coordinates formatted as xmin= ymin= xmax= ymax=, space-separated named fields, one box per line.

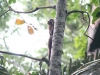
xmin=87 ymin=4 xmax=100 ymax=56
xmin=49 ymin=0 xmax=66 ymax=75
xmin=87 ymin=4 xmax=96 ymax=55
xmin=72 ymin=59 xmax=100 ymax=75
xmin=72 ymin=4 xmax=100 ymax=75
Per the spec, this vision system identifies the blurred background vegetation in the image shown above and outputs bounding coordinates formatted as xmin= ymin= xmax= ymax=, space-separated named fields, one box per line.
xmin=0 ymin=0 xmax=99 ymax=75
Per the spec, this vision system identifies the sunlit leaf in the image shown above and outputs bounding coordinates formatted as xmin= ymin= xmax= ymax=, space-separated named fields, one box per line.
xmin=92 ymin=7 xmax=100 ymax=17
xmin=9 ymin=0 xmax=16 ymax=4
xmin=15 ymin=19 xmax=25 ymax=25
xmin=27 ymin=25 xmax=34 ymax=35
xmin=92 ymin=17 xmax=98 ymax=24
xmin=92 ymin=7 xmax=100 ymax=23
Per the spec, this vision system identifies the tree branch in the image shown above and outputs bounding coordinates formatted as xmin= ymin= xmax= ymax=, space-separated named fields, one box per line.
xmin=0 ymin=9 xmax=10 ymax=17
xmin=0 ymin=5 xmax=56 ymax=17
xmin=67 ymin=10 xmax=90 ymax=25
xmin=9 ymin=5 xmax=56 ymax=14
xmin=25 ymin=61 xmax=33 ymax=75
xmin=66 ymin=10 xmax=94 ymax=40
xmin=3 ymin=37 xmax=9 ymax=51
xmin=0 ymin=50 xmax=38 ymax=60
xmin=0 ymin=50 xmax=49 ymax=65
xmin=1 ymin=0 xmax=56 ymax=17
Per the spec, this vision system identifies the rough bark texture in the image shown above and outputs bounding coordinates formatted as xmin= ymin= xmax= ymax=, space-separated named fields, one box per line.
xmin=72 ymin=59 xmax=100 ymax=75
xmin=87 ymin=4 xmax=100 ymax=56
xmin=87 ymin=4 xmax=96 ymax=55
xmin=49 ymin=0 xmax=66 ymax=75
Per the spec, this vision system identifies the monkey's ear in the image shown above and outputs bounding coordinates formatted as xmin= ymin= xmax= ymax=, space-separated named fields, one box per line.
xmin=50 ymin=19 xmax=54 ymax=22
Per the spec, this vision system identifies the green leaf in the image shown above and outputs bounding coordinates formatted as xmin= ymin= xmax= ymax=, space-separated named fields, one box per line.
xmin=0 ymin=65 xmax=10 ymax=75
xmin=8 ymin=0 xmax=16 ymax=4
xmin=91 ymin=0 xmax=98 ymax=6
xmin=96 ymin=12 xmax=100 ymax=17
xmin=8 ymin=0 xmax=12 ymax=4
xmin=13 ymin=0 xmax=16 ymax=3
xmin=92 ymin=7 xmax=100 ymax=23
xmin=92 ymin=17 xmax=98 ymax=24
xmin=92 ymin=7 xmax=100 ymax=17
xmin=31 ymin=71 xmax=39 ymax=75
xmin=16 ymin=72 xmax=23 ymax=75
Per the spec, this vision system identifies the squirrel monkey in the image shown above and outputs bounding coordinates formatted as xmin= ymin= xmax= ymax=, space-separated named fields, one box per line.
xmin=47 ymin=19 xmax=54 ymax=60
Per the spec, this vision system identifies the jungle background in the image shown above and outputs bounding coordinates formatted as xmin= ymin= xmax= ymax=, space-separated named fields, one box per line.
xmin=0 ymin=0 xmax=99 ymax=75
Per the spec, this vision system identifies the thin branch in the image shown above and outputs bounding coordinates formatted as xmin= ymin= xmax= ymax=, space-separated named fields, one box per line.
xmin=0 ymin=50 xmax=40 ymax=61
xmin=25 ymin=61 xmax=33 ymax=75
xmin=0 ymin=9 xmax=10 ymax=17
xmin=0 ymin=0 xmax=56 ymax=17
xmin=3 ymin=37 xmax=9 ymax=51
xmin=9 ymin=5 xmax=56 ymax=14
xmin=67 ymin=10 xmax=90 ymax=25
xmin=66 ymin=10 xmax=94 ymax=40
xmin=0 ymin=50 xmax=49 ymax=65
xmin=0 ymin=5 xmax=56 ymax=17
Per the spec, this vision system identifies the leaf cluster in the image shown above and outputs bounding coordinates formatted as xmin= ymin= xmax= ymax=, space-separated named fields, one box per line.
xmin=92 ymin=7 xmax=100 ymax=23
xmin=8 ymin=0 xmax=16 ymax=4
xmin=74 ymin=29 xmax=87 ymax=58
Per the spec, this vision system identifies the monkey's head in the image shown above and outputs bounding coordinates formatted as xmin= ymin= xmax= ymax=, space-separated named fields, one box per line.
xmin=47 ymin=19 xmax=54 ymax=26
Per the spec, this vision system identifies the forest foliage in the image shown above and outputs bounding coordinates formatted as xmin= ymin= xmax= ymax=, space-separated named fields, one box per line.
xmin=0 ymin=0 xmax=100 ymax=75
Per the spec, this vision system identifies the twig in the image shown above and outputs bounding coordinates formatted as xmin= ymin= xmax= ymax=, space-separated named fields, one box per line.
xmin=0 ymin=5 xmax=55 ymax=17
xmin=25 ymin=61 xmax=33 ymax=75
xmin=3 ymin=37 xmax=9 ymax=51
xmin=0 ymin=50 xmax=40 ymax=61
xmin=0 ymin=0 xmax=12 ymax=17
xmin=67 ymin=10 xmax=90 ymax=25
xmin=0 ymin=9 xmax=10 ymax=17
xmin=9 ymin=5 xmax=56 ymax=14
xmin=66 ymin=10 xmax=94 ymax=40
xmin=39 ymin=57 xmax=49 ymax=74
xmin=0 ymin=50 xmax=49 ymax=65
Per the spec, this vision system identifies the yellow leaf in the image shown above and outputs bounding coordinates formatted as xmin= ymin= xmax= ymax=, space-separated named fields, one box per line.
xmin=27 ymin=25 xmax=34 ymax=35
xmin=15 ymin=19 xmax=25 ymax=25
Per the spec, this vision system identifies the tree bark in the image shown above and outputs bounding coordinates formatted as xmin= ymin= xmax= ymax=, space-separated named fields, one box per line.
xmin=72 ymin=59 xmax=100 ymax=75
xmin=49 ymin=0 xmax=66 ymax=75
xmin=87 ymin=4 xmax=100 ymax=56
xmin=87 ymin=4 xmax=96 ymax=55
